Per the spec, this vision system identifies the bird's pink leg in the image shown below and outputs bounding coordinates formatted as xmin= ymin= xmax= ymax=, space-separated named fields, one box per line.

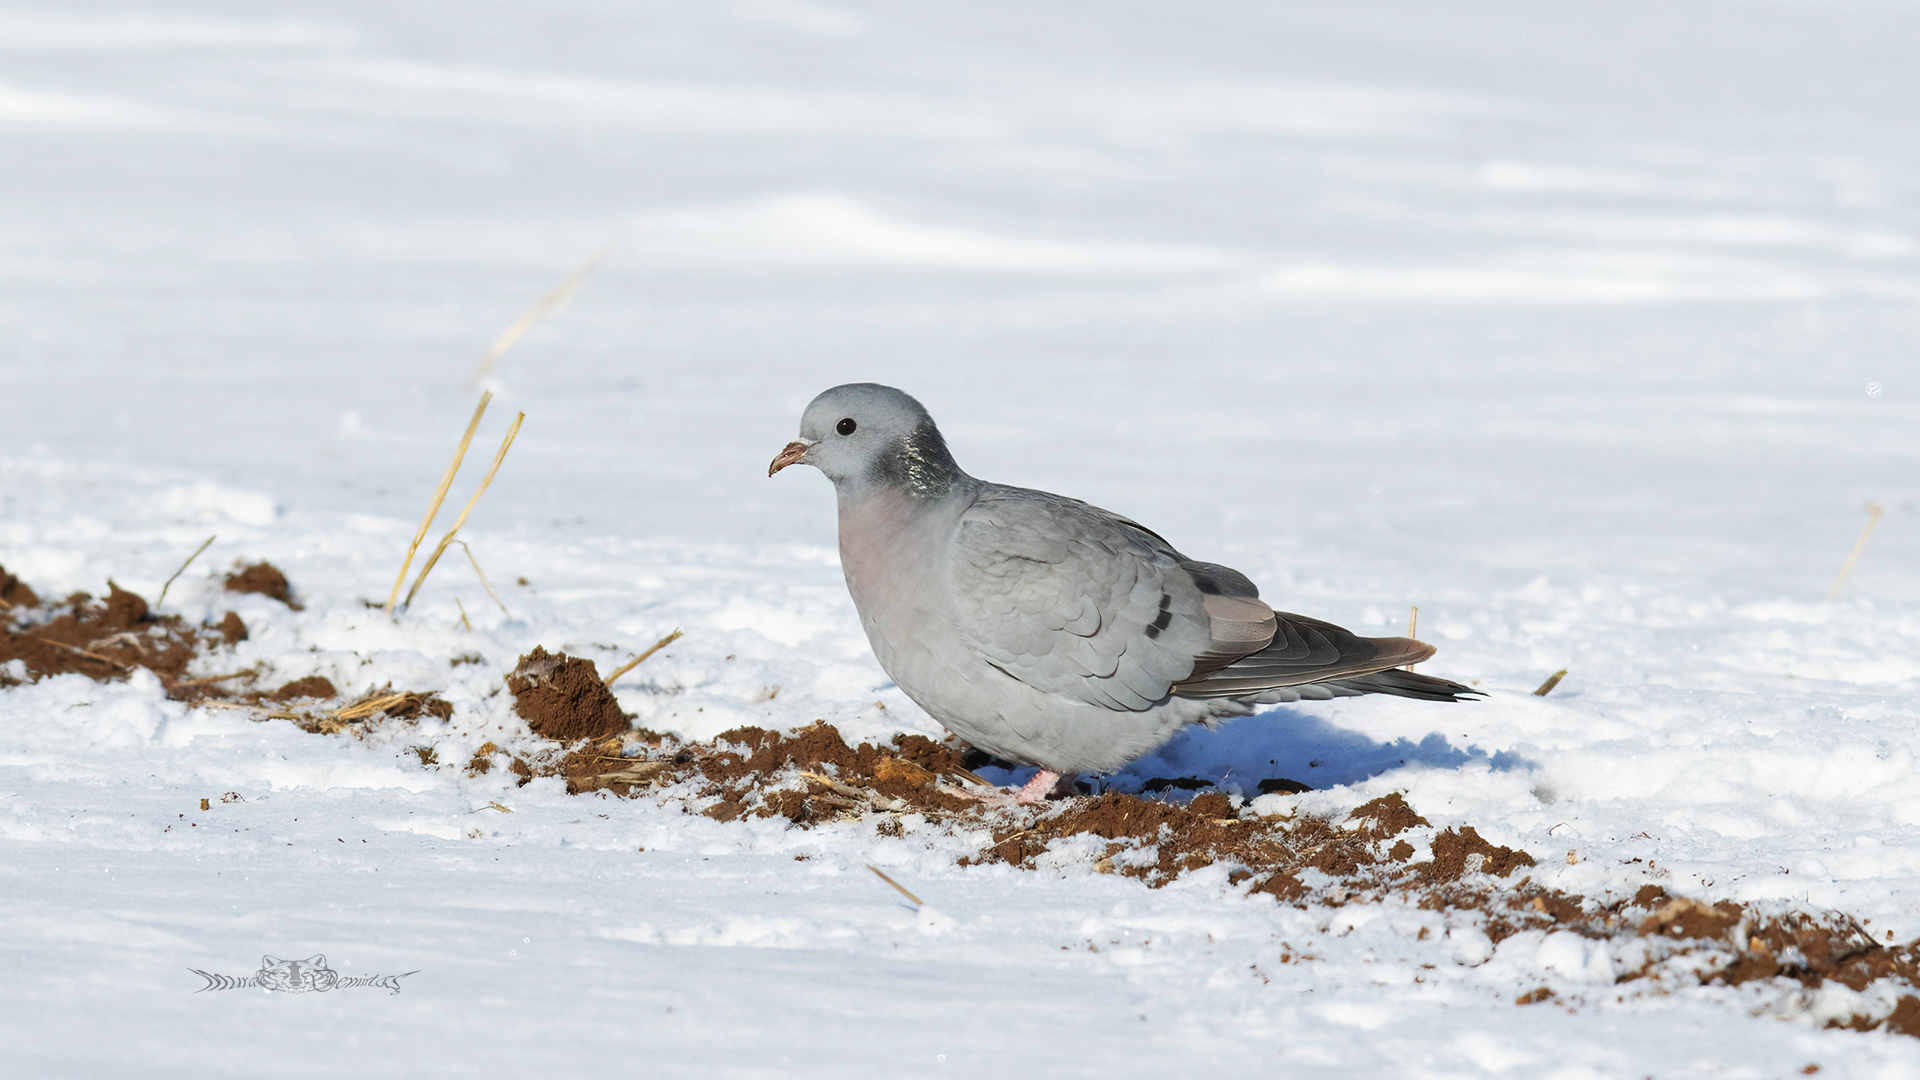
xmin=1012 ymin=769 xmax=1071 ymax=805
xmin=944 ymin=769 xmax=1074 ymax=807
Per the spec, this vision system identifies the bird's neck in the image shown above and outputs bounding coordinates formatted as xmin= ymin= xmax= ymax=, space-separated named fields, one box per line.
xmin=872 ymin=420 xmax=967 ymax=500
xmin=834 ymin=479 xmax=976 ymax=604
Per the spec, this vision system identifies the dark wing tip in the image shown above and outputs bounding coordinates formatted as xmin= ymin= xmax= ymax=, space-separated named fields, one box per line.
xmin=1333 ymin=667 xmax=1482 ymax=702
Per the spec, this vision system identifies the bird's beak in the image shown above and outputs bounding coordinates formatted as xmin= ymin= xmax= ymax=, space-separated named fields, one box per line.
xmin=768 ymin=438 xmax=816 ymax=477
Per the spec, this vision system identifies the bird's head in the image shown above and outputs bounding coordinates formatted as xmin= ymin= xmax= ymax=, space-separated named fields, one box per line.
xmin=769 ymin=383 xmax=965 ymax=499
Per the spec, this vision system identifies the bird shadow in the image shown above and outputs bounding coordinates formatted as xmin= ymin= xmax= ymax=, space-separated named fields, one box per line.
xmin=1127 ymin=706 xmax=1532 ymax=797
xmin=971 ymin=706 xmax=1532 ymax=800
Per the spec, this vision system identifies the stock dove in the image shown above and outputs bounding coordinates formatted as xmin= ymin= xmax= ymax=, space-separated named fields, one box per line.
xmin=770 ymin=384 xmax=1477 ymax=803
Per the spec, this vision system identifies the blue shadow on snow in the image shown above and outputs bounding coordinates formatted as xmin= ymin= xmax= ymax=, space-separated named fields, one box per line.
xmin=975 ymin=706 xmax=1532 ymax=799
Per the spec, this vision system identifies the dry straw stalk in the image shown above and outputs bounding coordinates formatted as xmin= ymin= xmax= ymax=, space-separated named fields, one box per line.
xmin=170 ymin=670 xmax=255 ymax=688
xmin=334 ymin=692 xmax=413 ymax=722
xmin=155 ymin=534 xmax=217 ymax=608
xmin=386 ymin=393 xmax=493 ymax=613
xmin=37 ymin=638 xmax=130 ymax=670
xmin=604 ymin=629 xmax=683 ymax=687
xmin=866 ymin=864 xmax=925 ymax=907
xmin=1405 ymin=604 xmax=1419 ymax=671
xmin=1827 ymin=501 xmax=1885 ymax=601
xmin=402 ymin=412 xmax=526 ymax=611
xmin=465 ymin=242 xmax=616 ymax=392
xmin=458 ymin=540 xmax=511 ymax=616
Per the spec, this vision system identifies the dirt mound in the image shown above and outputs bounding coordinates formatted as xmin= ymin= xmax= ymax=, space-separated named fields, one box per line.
xmin=0 ymin=565 xmax=39 ymax=609
xmin=1351 ymin=791 xmax=1428 ymax=836
xmin=270 ymin=676 xmax=338 ymax=701
xmin=224 ymin=562 xmax=300 ymax=609
xmin=0 ymin=566 xmax=450 ymax=739
xmin=0 ymin=576 xmax=215 ymax=685
xmin=506 ymin=646 xmax=630 ymax=742
xmin=537 ymin=722 xmax=987 ymax=818
xmin=1424 ymin=825 xmax=1538 ymax=882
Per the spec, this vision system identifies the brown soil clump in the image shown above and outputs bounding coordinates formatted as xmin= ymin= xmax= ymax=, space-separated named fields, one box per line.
xmin=1640 ymin=895 xmax=1742 ymax=941
xmin=547 ymin=721 xmax=988 ymax=817
xmin=1885 ymin=996 xmax=1920 ymax=1038
xmin=1677 ymin=904 xmax=1917 ymax=998
xmin=224 ymin=562 xmax=300 ymax=609
xmin=270 ymin=676 xmax=338 ymax=701
xmin=0 ymin=568 xmax=450 ymax=739
xmin=1352 ymin=792 xmax=1429 ymax=838
xmin=0 ymin=565 xmax=40 ymax=609
xmin=1424 ymin=826 xmax=1538 ymax=882
xmin=507 ymin=646 xmax=630 ymax=742
xmin=1 ymin=576 xmax=216 ymax=687
xmin=960 ymin=787 xmax=1427 ymax=894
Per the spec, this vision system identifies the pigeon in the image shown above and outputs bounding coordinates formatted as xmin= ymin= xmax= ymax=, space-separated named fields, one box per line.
xmin=770 ymin=383 xmax=1478 ymax=803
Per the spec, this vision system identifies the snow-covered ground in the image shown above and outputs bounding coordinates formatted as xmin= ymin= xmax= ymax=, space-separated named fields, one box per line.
xmin=4 ymin=1 xmax=1920 ymax=1076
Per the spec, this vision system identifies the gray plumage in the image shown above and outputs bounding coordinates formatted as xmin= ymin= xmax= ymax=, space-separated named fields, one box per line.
xmin=770 ymin=383 xmax=1477 ymax=776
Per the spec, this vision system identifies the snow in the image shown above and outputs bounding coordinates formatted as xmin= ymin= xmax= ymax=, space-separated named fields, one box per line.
xmin=4 ymin=0 xmax=1920 ymax=1076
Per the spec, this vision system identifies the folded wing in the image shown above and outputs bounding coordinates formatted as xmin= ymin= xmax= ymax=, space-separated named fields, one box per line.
xmin=949 ymin=487 xmax=1215 ymax=712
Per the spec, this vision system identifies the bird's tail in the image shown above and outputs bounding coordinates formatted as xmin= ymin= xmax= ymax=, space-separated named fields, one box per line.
xmin=1323 ymin=666 xmax=1481 ymax=702
xmin=1172 ymin=612 xmax=1480 ymax=703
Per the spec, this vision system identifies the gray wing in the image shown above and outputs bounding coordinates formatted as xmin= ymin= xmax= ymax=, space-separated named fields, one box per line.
xmin=949 ymin=487 xmax=1247 ymax=712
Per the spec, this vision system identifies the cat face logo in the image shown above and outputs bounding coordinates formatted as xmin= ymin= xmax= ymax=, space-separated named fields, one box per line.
xmin=255 ymin=955 xmax=340 ymax=994
xmin=191 ymin=954 xmax=417 ymax=995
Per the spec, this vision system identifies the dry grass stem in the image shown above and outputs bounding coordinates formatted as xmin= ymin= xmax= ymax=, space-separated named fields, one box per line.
xmin=402 ymin=412 xmax=525 ymax=611
xmin=603 ymin=629 xmax=683 ymax=686
xmin=947 ymin=765 xmax=992 ymax=787
xmin=334 ymin=692 xmax=412 ymax=721
xmin=866 ymin=864 xmax=924 ymax=907
xmin=457 ymin=540 xmax=511 ymax=616
xmin=594 ymin=760 xmax=670 ymax=784
xmin=35 ymin=637 xmax=130 ymax=669
xmin=171 ymin=671 xmax=255 ymax=688
xmin=1533 ymin=669 xmax=1568 ymax=697
xmin=800 ymin=771 xmax=872 ymax=801
xmin=88 ymin=631 xmax=147 ymax=656
xmin=387 ymin=393 xmax=493 ymax=613
xmin=1405 ymin=604 xmax=1419 ymax=670
xmin=465 ymin=242 xmax=617 ymax=391
xmin=155 ymin=534 xmax=217 ymax=608
xmin=455 ymin=596 xmax=473 ymax=632
xmin=1827 ymin=501 xmax=1885 ymax=601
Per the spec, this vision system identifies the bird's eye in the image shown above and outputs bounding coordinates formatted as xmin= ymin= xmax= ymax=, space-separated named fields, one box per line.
xmin=836 ymin=418 xmax=857 ymax=436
